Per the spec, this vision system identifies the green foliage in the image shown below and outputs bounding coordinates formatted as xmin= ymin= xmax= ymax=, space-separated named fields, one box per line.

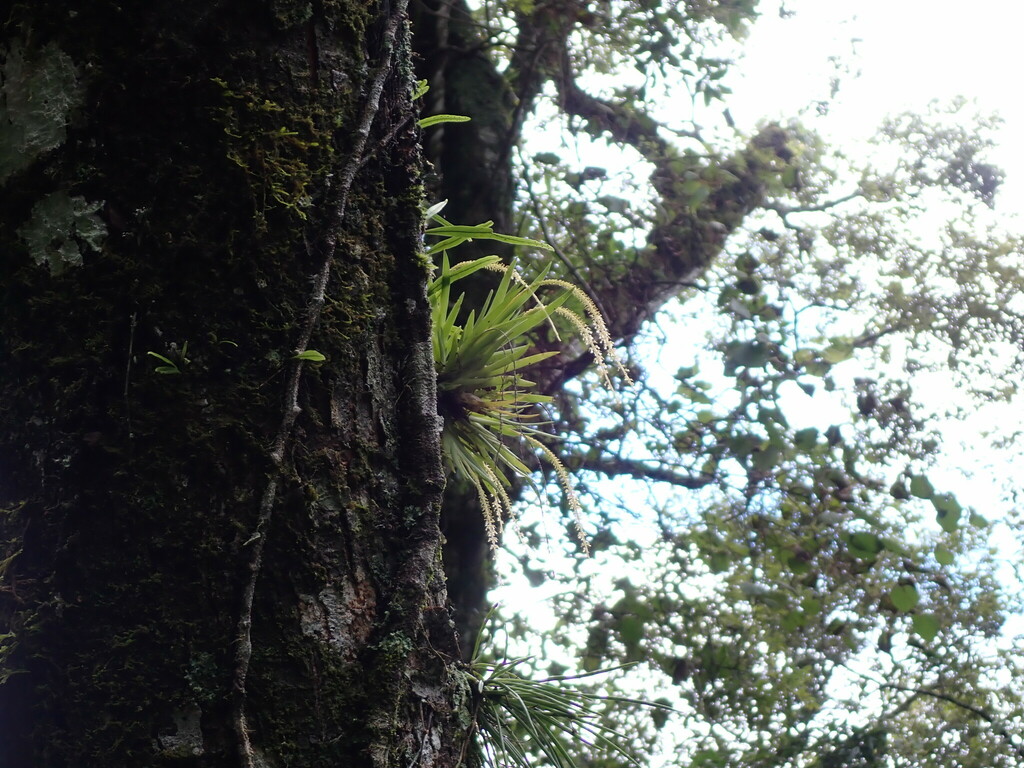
xmin=147 ymin=352 xmax=182 ymax=375
xmin=418 ymin=113 xmax=472 ymax=129
xmin=424 ymin=4 xmax=1024 ymax=766
xmin=414 ymin=80 xmax=472 ymax=128
xmin=469 ymin=657 xmax=639 ymax=768
xmin=410 ymin=2 xmax=1024 ymax=766
xmin=147 ymin=343 xmax=189 ymax=375
xmin=426 ymin=206 xmax=625 ymax=547
xmin=468 ymin=614 xmax=670 ymax=768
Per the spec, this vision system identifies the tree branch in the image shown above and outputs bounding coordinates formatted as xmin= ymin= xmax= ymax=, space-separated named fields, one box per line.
xmin=879 ymin=681 xmax=1024 ymax=760
xmin=764 ymin=191 xmax=862 ymax=217
xmin=540 ymin=46 xmax=792 ymax=348
xmin=571 ymin=452 xmax=713 ymax=489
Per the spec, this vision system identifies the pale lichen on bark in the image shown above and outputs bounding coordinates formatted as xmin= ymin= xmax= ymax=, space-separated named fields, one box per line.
xmin=17 ymin=191 xmax=107 ymax=274
xmin=0 ymin=39 xmax=83 ymax=183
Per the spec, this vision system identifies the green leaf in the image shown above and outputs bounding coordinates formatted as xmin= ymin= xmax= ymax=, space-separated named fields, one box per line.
xmin=782 ymin=610 xmax=806 ymax=632
xmin=423 ymin=199 xmax=447 ymax=219
xmin=697 ymin=409 xmax=716 ymax=424
xmin=146 ymin=351 xmax=181 ymax=374
xmin=912 ymin=613 xmax=940 ymax=641
xmin=650 ymin=699 xmax=672 ymax=730
xmin=147 ymin=351 xmax=175 ymax=366
xmin=751 ymin=444 xmax=782 ymax=471
xmin=727 ymin=433 xmax=760 ymax=457
xmin=687 ymin=184 xmax=711 ymax=208
xmin=481 ymin=232 xmax=554 ymax=249
xmin=934 ymin=543 xmax=955 ymax=566
xmin=793 ymin=348 xmax=817 ymax=365
xmin=417 ymin=113 xmax=471 ymax=128
xmin=890 ymin=479 xmax=910 ymax=500
xmin=785 ymin=553 xmax=811 ymax=574
xmin=794 ymin=427 xmax=819 ymax=451
xmin=294 ymin=350 xmax=326 ymax=362
xmin=708 ymin=552 xmax=730 ymax=573
xmin=932 ymin=493 xmax=962 ymax=532
xmin=423 ymin=223 xmax=552 ymax=256
xmin=821 ymin=341 xmax=854 ymax=364
xmin=617 ymin=615 xmax=645 ymax=655
xmin=597 ymin=195 xmax=630 ymax=213
xmin=723 ymin=340 xmax=771 ymax=373
xmin=909 ymin=474 xmax=934 ymax=500
xmin=735 ymin=276 xmax=761 ymax=295
xmin=848 ymin=531 xmax=884 ymax=558
xmin=801 ymin=597 xmax=822 ymax=615
xmin=734 ymin=252 xmax=759 ymax=273
xmin=889 ymin=584 xmax=919 ymax=612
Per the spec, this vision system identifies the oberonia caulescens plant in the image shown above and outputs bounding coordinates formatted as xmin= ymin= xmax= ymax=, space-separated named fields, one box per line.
xmin=425 ymin=202 xmax=629 ymax=550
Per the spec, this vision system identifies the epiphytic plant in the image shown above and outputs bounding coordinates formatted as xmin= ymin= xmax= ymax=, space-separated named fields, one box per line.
xmin=426 ymin=203 xmax=627 ymax=549
xmin=465 ymin=609 xmax=669 ymax=768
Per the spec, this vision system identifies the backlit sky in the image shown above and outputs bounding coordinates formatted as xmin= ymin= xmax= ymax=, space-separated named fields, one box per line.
xmin=725 ymin=0 xmax=1024 ymax=632
xmin=505 ymin=0 xmax=1024 ymax=613
xmin=729 ymin=0 xmax=1024 ymax=217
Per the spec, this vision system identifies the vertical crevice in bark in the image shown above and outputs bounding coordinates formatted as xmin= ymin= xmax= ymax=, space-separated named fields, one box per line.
xmin=412 ymin=0 xmax=516 ymax=245
xmin=409 ymin=1 xmax=522 ymax=658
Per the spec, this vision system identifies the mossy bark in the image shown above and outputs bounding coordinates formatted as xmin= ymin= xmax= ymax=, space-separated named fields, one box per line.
xmin=0 ymin=3 xmax=468 ymax=766
xmin=409 ymin=0 xmax=518 ymax=655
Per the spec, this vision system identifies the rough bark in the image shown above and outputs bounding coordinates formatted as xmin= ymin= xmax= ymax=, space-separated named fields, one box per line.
xmin=0 ymin=3 xmax=468 ymax=766
xmin=412 ymin=0 xmax=516 ymax=244
xmin=410 ymin=0 xmax=518 ymax=655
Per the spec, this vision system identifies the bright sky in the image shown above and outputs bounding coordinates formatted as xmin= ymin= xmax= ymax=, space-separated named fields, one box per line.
xmin=499 ymin=0 xmax=1024 ymax=631
xmin=731 ymin=0 xmax=1024 ymax=609
xmin=730 ymin=0 xmax=1024 ymax=216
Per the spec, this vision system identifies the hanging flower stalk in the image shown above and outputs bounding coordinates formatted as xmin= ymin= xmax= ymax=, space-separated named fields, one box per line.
xmin=425 ymin=203 xmax=627 ymax=549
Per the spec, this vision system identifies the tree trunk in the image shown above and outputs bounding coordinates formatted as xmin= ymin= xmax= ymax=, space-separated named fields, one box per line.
xmin=409 ymin=0 xmax=519 ymax=656
xmin=0 ymin=3 xmax=468 ymax=766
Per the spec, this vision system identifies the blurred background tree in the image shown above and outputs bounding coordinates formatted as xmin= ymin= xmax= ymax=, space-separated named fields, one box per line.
xmin=413 ymin=0 xmax=1024 ymax=765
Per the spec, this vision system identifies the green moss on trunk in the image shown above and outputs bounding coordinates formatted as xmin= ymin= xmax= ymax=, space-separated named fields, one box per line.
xmin=0 ymin=2 xmax=467 ymax=765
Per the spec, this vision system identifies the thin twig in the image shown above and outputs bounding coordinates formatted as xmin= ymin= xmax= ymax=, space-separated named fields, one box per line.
xmin=764 ymin=191 xmax=861 ymax=217
xmin=879 ymin=681 xmax=1024 ymax=761
xmin=517 ymin=146 xmax=610 ymax=324
xmin=231 ymin=3 xmax=411 ymax=764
